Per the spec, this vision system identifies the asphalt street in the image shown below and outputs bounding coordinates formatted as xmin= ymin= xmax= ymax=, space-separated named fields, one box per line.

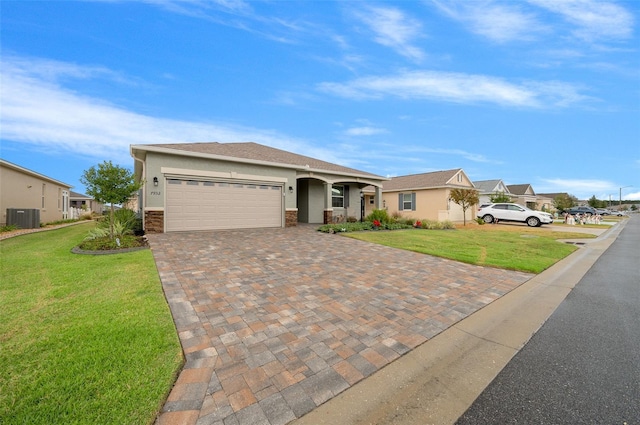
xmin=456 ymin=215 xmax=640 ymax=424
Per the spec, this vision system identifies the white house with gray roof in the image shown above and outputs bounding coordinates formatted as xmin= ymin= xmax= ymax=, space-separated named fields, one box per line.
xmin=473 ymin=179 xmax=512 ymax=206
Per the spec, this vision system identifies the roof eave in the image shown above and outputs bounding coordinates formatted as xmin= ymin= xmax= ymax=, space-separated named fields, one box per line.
xmin=130 ymin=144 xmax=386 ymax=181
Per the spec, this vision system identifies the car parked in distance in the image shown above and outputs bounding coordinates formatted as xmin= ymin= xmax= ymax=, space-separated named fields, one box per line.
xmin=478 ymin=203 xmax=554 ymax=227
xmin=595 ymin=208 xmax=611 ymax=215
xmin=611 ymin=211 xmax=628 ymax=216
xmin=564 ymin=206 xmax=597 ymax=216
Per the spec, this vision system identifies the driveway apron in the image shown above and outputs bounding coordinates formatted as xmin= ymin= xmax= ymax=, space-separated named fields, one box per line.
xmin=148 ymin=226 xmax=533 ymax=425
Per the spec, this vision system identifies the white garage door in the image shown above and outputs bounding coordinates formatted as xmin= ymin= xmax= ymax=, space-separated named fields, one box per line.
xmin=166 ymin=179 xmax=283 ymax=231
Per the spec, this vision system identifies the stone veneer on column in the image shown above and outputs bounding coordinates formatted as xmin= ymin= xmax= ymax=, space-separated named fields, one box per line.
xmin=144 ymin=210 xmax=164 ymax=233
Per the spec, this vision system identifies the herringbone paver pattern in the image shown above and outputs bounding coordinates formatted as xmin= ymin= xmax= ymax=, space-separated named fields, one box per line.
xmin=149 ymin=226 xmax=532 ymax=425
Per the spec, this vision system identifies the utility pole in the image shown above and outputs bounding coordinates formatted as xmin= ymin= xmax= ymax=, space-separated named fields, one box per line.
xmin=619 ymin=186 xmax=632 ymax=207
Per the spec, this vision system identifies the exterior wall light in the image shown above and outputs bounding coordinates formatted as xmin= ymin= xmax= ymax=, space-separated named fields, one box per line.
xmin=153 ymin=177 xmax=159 ymax=186
xmin=289 ymin=186 xmax=294 ymax=193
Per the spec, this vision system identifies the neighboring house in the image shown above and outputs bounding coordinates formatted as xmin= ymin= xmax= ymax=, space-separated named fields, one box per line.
xmin=506 ymin=184 xmax=538 ymax=209
xmin=0 ymin=159 xmax=72 ymax=227
xmin=368 ymin=168 xmax=477 ymax=223
xmin=130 ymin=142 xmax=387 ymax=233
xmin=69 ymin=191 xmax=104 ymax=214
xmin=473 ymin=179 xmax=512 ymax=206
xmin=535 ymin=194 xmax=555 ymax=212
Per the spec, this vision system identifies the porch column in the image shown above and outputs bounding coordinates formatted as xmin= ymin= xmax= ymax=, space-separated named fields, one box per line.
xmin=375 ymin=186 xmax=383 ymax=209
xmin=323 ymin=182 xmax=333 ymax=224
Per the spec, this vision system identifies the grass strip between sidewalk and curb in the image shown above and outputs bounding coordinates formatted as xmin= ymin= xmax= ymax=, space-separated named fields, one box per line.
xmin=0 ymin=222 xmax=183 ymax=425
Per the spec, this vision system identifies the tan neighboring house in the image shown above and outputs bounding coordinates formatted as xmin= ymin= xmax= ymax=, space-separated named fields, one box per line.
xmin=130 ymin=142 xmax=387 ymax=233
xmin=473 ymin=179 xmax=512 ymax=206
xmin=367 ymin=168 xmax=477 ymax=223
xmin=0 ymin=159 xmax=72 ymax=227
xmin=506 ymin=184 xmax=538 ymax=209
xmin=70 ymin=191 xmax=104 ymax=214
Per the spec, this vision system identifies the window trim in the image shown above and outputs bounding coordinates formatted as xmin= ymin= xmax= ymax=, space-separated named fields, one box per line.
xmin=398 ymin=192 xmax=416 ymax=211
xmin=332 ymin=185 xmax=344 ymax=208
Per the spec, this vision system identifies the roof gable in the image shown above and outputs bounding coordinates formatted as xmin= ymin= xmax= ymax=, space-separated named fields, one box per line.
xmin=382 ymin=169 xmax=473 ymax=191
xmin=507 ymin=184 xmax=535 ymax=196
xmin=473 ymin=179 xmax=510 ymax=194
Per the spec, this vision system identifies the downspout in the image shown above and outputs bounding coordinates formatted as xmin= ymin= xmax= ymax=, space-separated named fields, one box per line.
xmin=130 ymin=147 xmax=146 ymax=231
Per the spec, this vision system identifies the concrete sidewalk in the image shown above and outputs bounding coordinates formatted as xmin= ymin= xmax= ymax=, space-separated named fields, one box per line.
xmin=292 ymin=223 xmax=623 ymax=425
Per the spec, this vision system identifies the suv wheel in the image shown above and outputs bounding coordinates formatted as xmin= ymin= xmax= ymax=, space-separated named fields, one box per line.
xmin=526 ymin=216 xmax=541 ymax=227
xmin=482 ymin=214 xmax=494 ymax=224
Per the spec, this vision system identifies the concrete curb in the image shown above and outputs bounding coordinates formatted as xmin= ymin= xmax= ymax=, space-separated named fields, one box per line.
xmin=292 ymin=221 xmax=626 ymax=425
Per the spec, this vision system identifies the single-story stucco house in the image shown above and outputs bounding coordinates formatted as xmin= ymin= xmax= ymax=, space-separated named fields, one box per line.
xmin=0 ymin=159 xmax=71 ymax=227
xmin=365 ymin=168 xmax=477 ymax=223
xmin=473 ymin=179 xmax=512 ymax=206
xmin=506 ymin=184 xmax=538 ymax=209
xmin=130 ymin=142 xmax=387 ymax=233
xmin=70 ymin=191 xmax=104 ymax=214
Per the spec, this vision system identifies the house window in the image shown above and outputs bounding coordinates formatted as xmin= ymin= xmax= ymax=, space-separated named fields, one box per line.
xmin=332 ymin=185 xmax=344 ymax=208
xmin=398 ymin=192 xmax=416 ymax=211
xmin=42 ymin=184 xmax=46 ymax=208
xmin=403 ymin=193 xmax=412 ymax=210
xmin=369 ymin=196 xmax=375 ymax=205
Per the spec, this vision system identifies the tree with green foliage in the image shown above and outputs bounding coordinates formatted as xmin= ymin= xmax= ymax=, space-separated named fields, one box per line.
xmin=80 ymin=161 xmax=142 ymax=239
xmin=553 ymin=193 xmax=577 ymax=212
xmin=489 ymin=191 xmax=512 ymax=203
xmin=449 ymin=188 xmax=479 ymax=226
xmin=587 ymin=195 xmax=608 ymax=208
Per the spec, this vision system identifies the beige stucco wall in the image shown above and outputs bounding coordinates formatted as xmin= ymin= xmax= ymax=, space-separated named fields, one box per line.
xmin=0 ymin=165 xmax=70 ymax=226
xmin=382 ymin=188 xmax=476 ymax=223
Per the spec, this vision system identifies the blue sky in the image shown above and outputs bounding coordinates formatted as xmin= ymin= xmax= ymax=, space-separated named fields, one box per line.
xmin=1 ymin=0 xmax=639 ymax=202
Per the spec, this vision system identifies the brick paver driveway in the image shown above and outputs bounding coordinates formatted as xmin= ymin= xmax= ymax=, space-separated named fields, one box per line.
xmin=148 ymin=226 xmax=533 ymax=425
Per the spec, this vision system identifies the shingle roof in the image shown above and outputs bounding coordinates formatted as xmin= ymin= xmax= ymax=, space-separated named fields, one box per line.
xmin=507 ymin=184 xmax=534 ymax=195
xmin=138 ymin=142 xmax=384 ymax=179
xmin=473 ymin=179 xmax=503 ymax=192
xmin=381 ymin=169 xmax=466 ymax=191
xmin=69 ymin=191 xmax=91 ymax=199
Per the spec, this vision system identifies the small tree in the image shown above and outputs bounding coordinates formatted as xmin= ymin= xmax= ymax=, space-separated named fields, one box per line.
xmin=553 ymin=193 xmax=577 ymax=213
xmin=489 ymin=191 xmax=512 ymax=203
xmin=449 ymin=188 xmax=479 ymax=226
xmin=80 ymin=161 xmax=142 ymax=239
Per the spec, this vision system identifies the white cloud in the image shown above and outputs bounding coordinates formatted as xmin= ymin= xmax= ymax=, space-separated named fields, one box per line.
xmin=431 ymin=0 xmax=545 ymax=43
xmin=318 ymin=70 xmax=590 ymax=108
xmin=0 ymin=55 xmax=335 ymax=164
xmin=344 ymin=126 xmax=388 ymax=136
xmin=353 ymin=5 xmax=425 ymax=61
xmin=539 ymin=178 xmax=629 ymax=200
xmin=527 ymin=0 xmax=634 ymax=41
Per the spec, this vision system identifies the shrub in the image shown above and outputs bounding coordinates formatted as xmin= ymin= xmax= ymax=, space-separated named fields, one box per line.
xmin=475 ymin=217 xmax=485 ymax=225
xmin=83 ymin=208 xmax=141 ymax=243
xmin=318 ymin=222 xmax=374 ymax=233
xmin=366 ymin=209 xmax=391 ymax=224
xmin=346 ymin=216 xmax=358 ymax=223
xmin=0 ymin=224 xmax=19 ymax=233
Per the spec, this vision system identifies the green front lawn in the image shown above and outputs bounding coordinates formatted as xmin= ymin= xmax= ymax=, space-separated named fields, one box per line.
xmin=344 ymin=224 xmax=598 ymax=273
xmin=0 ymin=223 xmax=183 ymax=425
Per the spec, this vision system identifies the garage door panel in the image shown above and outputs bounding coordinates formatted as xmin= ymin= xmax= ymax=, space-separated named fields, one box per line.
xmin=166 ymin=179 xmax=283 ymax=231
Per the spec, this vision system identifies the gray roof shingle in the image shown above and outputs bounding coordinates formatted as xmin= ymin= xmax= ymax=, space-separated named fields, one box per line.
xmin=140 ymin=142 xmax=384 ymax=179
xmin=381 ymin=169 xmax=465 ymax=191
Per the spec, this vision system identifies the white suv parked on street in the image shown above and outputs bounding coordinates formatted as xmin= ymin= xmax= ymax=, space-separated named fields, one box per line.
xmin=478 ymin=203 xmax=554 ymax=227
